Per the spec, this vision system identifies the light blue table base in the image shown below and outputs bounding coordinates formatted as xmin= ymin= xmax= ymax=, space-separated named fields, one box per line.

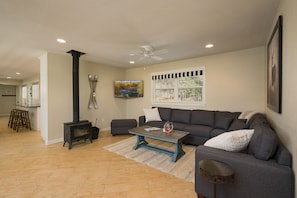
xmin=133 ymin=134 xmax=185 ymax=162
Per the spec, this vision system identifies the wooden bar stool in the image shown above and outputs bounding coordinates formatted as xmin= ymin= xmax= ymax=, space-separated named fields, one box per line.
xmin=8 ymin=109 xmax=17 ymax=128
xmin=12 ymin=109 xmax=31 ymax=132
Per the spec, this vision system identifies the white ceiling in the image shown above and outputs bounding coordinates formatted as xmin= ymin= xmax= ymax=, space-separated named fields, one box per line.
xmin=0 ymin=0 xmax=280 ymax=80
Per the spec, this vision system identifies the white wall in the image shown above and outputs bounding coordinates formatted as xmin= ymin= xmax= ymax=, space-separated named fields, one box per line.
xmin=125 ymin=47 xmax=266 ymax=119
xmin=266 ymin=1 xmax=297 ymax=196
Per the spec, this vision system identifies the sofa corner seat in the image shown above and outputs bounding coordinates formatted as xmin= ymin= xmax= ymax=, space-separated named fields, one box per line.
xmin=139 ymin=107 xmax=294 ymax=198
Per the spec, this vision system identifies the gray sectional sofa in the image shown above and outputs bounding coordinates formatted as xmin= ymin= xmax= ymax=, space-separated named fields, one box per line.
xmin=139 ymin=107 xmax=294 ymax=198
xmin=139 ymin=107 xmax=243 ymax=145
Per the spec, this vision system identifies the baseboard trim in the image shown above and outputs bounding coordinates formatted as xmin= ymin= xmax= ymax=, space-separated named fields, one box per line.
xmin=46 ymin=137 xmax=63 ymax=145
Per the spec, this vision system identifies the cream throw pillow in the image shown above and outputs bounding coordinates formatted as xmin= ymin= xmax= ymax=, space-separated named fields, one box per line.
xmin=238 ymin=111 xmax=258 ymax=122
xmin=143 ymin=108 xmax=162 ymax=122
xmin=204 ymin=129 xmax=254 ymax=152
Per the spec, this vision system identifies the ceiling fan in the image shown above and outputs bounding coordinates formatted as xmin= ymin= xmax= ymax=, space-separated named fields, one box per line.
xmin=136 ymin=45 xmax=168 ymax=62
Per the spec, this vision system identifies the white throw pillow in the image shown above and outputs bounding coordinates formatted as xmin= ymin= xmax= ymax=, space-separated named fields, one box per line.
xmin=204 ymin=129 xmax=254 ymax=152
xmin=238 ymin=111 xmax=258 ymax=122
xmin=143 ymin=108 xmax=162 ymax=122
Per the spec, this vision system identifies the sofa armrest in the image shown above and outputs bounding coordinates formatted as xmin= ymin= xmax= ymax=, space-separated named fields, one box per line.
xmin=139 ymin=115 xmax=145 ymax=126
xmin=195 ymin=145 xmax=294 ymax=198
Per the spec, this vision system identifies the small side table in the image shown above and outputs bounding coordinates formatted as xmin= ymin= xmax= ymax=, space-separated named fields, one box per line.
xmin=199 ymin=159 xmax=234 ymax=198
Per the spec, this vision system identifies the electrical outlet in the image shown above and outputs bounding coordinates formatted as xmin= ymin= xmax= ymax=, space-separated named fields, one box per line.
xmin=101 ymin=118 xmax=104 ymax=122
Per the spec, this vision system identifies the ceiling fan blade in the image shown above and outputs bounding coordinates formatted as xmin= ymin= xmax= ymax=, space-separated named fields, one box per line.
xmin=137 ymin=56 xmax=146 ymax=62
xmin=136 ymin=45 xmax=166 ymax=62
xmin=153 ymin=49 xmax=168 ymax=56
xmin=151 ymin=55 xmax=163 ymax=61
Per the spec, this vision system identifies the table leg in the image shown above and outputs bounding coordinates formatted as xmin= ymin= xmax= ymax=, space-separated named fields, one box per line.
xmin=172 ymin=140 xmax=185 ymax=162
xmin=133 ymin=135 xmax=148 ymax=150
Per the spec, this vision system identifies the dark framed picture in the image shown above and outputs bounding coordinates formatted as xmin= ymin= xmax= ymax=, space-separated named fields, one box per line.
xmin=267 ymin=16 xmax=282 ymax=113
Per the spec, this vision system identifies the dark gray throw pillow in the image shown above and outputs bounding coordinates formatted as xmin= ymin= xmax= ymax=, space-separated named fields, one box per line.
xmin=228 ymin=119 xmax=248 ymax=131
xmin=215 ymin=116 xmax=234 ymax=130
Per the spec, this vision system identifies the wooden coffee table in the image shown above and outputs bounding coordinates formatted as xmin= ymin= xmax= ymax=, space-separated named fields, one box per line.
xmin=128 ymin=126 xmax=190 ymax=162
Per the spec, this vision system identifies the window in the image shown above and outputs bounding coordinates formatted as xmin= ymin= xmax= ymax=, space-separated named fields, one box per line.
xmin=151 ymin=67 xmax=205 ymax=105
xmin=31 ymin=82 xmax=39 ymax=105
xmin=21 ymin=82 xmax=40 ymax=106
xmin=21 ymin=85 xmax=27 ymax=104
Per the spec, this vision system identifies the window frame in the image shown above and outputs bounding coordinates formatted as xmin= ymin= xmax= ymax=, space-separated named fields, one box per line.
xmin=151 ymin=67 xmax=205 ymax=106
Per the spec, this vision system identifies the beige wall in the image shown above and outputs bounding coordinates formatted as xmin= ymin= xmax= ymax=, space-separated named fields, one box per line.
xmin=125 ymin=47 xmax=266 ymax=119
xmin=0 ymin=85 xmax=16 ymax=116
xmin=79 ymin=60 xmax=126 ymax=128
xmin=266 ymin=1 xmax=297 ymax=196
xmin=41 ymin=52 xmax=126 ymax=144
xmin=41 ymin=53 xmax=73 ymax=143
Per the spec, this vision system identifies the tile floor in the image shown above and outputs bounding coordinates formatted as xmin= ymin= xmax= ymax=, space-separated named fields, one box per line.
xmin=0 ymin=117 xmax=197 ymax=198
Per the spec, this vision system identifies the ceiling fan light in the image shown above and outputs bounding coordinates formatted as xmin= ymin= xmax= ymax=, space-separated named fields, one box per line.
xmin=56 ymin=38 xmax=66 ymax=43
xmin=205 ymin=44 xmax=214 ymax=48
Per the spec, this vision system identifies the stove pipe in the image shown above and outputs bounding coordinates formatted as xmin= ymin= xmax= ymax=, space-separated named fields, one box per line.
xmin=67 ymin=50 xmax=85 ymax=123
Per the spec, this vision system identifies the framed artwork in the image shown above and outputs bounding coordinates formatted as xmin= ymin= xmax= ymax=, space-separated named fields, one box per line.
xmin=267 ymin=15 xmax=282 ymax=113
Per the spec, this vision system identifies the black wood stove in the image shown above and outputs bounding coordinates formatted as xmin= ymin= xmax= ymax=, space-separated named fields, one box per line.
xmin=63 ymin=50 xmax=92 ymax=149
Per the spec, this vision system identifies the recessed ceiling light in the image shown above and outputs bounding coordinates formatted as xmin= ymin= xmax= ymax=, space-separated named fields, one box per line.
xmin=129 ymin=61 xmax=135 ymax=64
xmin=56 ymin=38 xmax=66 ymax=43
xmin=129 ymin=53 xmax=135 ymax=56
xmin=6 ymin=76 xmax=11 ymax=79
xmin=16 ymin=72 xmax=21 ymax=75
xmin=205 ymin=44 xmax=214 ymax=48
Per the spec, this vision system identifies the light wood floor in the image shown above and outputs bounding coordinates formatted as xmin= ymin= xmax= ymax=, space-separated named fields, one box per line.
xmin=0 ymin=117 xmax=197 ymax=198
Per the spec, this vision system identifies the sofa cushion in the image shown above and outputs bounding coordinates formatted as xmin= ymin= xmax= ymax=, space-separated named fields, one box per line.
xmin=143 ymin=108 xmax=162 ymax=122
xmin=145 ymin=121 xmax=165 ymax=128
xmin=274 ymin=144 xmax=292 ymax=167
xmin=248 ymin=113 xmax=270 ymax=128
xmin=248 ymin=125 xmax=278 ymax=160
xmin=185 ymin=125 xmax=213 ymax=138
xmin=158 ymin=107 xmax=172 ymax=121
xmin=228 ymin=119 xmax=248 ymax=131
xmin=210 ymin=128 xmax=225 ymax=138
xmin=204 ymin=129 xmax=254 ymax=152
xmin=191 ymin=110 xmax=214 ymax=127
xmin=171 ymin=109 xmax=191 ymax=124
xmin=214 ymin=111 xmax=240 ymax=130
xmin=173 ymin=122 xmax=190 ymax=131
xmin=215 ymin=116 xmax=234 ymax=130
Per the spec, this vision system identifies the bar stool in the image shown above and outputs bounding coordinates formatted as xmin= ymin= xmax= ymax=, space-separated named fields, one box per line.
xmin=8 ymin=109 xmax=17 ymax=128
xmin=8 ymin=109 xmax=32 ymax=132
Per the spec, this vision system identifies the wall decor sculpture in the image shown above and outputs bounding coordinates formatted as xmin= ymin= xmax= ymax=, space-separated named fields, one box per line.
xmin=267 ymin=15 xmax=282 ymax=113
xmin=88 ymin=74 xmax=98 ymax=109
